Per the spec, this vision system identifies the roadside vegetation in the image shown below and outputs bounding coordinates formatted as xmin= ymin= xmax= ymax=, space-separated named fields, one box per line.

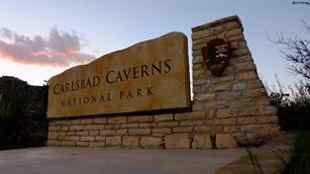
xmin=259 ymin=1 xmax=310 ymax=173
xmin=0 ymin=93 xmax=27 ymax=149
xmin=268 ymin=80 xmax=310 ymax=173
xmin=0 ymin=85 xmax=47 ymax=150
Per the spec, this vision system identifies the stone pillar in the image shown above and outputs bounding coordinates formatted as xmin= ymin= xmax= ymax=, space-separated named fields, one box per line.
xmin=191 ymin=16 xmax=279 ymax=147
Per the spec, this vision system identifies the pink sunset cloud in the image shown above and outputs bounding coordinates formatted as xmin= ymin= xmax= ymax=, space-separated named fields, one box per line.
xmin=0 ymin=28 xmax=95 ymax=67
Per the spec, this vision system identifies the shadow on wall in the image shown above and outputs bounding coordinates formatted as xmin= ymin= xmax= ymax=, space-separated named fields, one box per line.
xmin=0 ymin=76 xmax=48 ymax=150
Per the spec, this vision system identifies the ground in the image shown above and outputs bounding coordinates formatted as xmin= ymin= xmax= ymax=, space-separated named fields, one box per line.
xmin=0 ymin=147 xmax=244 ymax=174
xmin=0 ymin=132 xmax=294 ymax=174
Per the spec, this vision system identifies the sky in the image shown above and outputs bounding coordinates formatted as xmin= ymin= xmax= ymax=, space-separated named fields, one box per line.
xmin=0 ymin=0 xmax=309 ymax=88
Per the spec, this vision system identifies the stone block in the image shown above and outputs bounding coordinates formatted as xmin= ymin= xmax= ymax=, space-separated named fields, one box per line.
xmin=106 ymin=136 xmax=121 ymax=145
xmin=108 ymin=116 xmax=127 ymax=124
xmin=89 ymin=142 xmax=105 ymax=147
xmin=192 ymin=134 xmax=212 ymax=149
xmin=256 ymin=116 xmax=278 ymax=124
xmin=80 ymin=136 xmax=95 ymax=142
xmin=152 ymin=128 xmax=171 ymax=135
xmin=193 ymin=69 xmax=205 ymax=80
xmin=104 ymin=124 xmax=120 ymax=130
xmin=206 ymin=109 xmax=216 ymax=119
xmin=192 ymin=25 xmax=225 ymax=40
xmin=260 ymin=105 xmax=277 ymax=115
xmin=70 ymin=125 xmax=83 ymax=131
xmin=48 ymin=132 xmax=58 ymax=139
xmin=212 ymin=76 xmax=234 ymax=84
xmin=237 ymin=117 xmax=257 ymax=125
xmin=93 ymin=117 xmax=107 ymax=124
xmin=84 ymin=124 xmax=104 ymax=130
xmin=227 ymin=34 xmax=244 ymax=42
xmin=230 ymin=41 xmax=247 ymax=50
xmin=192 ymin=56 xmax=204 ymax=64
xmin=194 ymin=93 xmax=215 ymax=102
xmin=76 ymin=131 xmax=88 ymax=136
xmin=216 ymin=134 xmax=238 ymax=149
xmin=224 ymin=21 xmax=241 ymax=30
xmin=247 ymin=79 xmax=264 ymax=89
xmin=71 ymin=119 xmax=81 ymax=125
xmin=245 ymin=88 xmax=266 ymax=98
xmin=48 ymin=126 xmax=60 ymax=132
xmin=121 ymin=123 xmax=139 ymax=128
xmin=89 ymin=130 xmax=99 ymax=136
xmin=158 ymin=121 xmax=179 ymax=128
xmin=238 ymin=71 xmax=257 ymax=80
xmin=139 ymin=123 xmax=156 ymax=128
xmin=225 ymin=28 xmax=243 ymax=38
xmin=240 ymin=125 xmax=261 ymax=132
xmin=179 ymin=120 xmax=204 ymax=127
xmin=80 ymin=118 xmax=93 ymax=124
xmin=62 ymin=141 xmax=75 ymax=146
xmin=194 ymin=126 xmax=211 ymax=133
xmin=192 ymin=101 xmax=204 ymax=111
xmin=95 ymin=136 xmax=105 ymax=142
xmin=57 ymin=132 xmax=66 ymax=137
xmin=47 ymin=140 xmax=61 ymax=146
xmin=123 ymin=136 xmax=140 ymax=146
xmin=193 ymin=79 xmax=209 ymax=85
xmin=141 ymin=137 xmax=162 ymax=147
xmin=223 ymin=126 xmax=240 ymax=133
xmin=216 ymin=109 xmax=232 ymax=118
xmin=214 ymin=83 xmax=231 ymax=92
xmin=77 ymin=141 xmax=89 ymax=147
xmin=48 ymin=121 xmax=58 ymax=126
xmin=215 ymin=118 xmax=235 ymax=126
xmin=67 ymin=136 xmax=80 ymax=141
xmin=116 ymin=129 xmax=127 ymax=135
xmin=128 ymin=115 xmax=153 ymax=123
xmin=192 ymin=63 xmax=205 ymax=71
xmin=154 ymin=114 xmax=174 ymax=122
xmin=175 ymin=112 xmax=205 ymax=120
xmin=173 ymin=127 xmax=193 ymax=133
xmin=235 ymin=62 xmax=256 ymax=72
xmin=232 ymin=82 xmax=247 ymax=91
xmin=128 ymin=128 xmax=151 ymax=135
xmin=100 ymin=130 xmax=116 ymax=136
xmin=232 ymin=48 xmax=249 ymax=57
xmin=61 ymin=126 xmax=69 ymax=131
xmin=164 ymin=134 xmax=191 ymax=149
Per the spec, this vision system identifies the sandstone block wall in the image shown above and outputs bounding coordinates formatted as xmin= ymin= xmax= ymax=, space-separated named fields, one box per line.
xmin=191 ymin=16 xmax=279 ymax=146
xmin=47 ymin=16 xmax=279 ymax=149
xmin=48 ymin=112 xmax=216 ymax=149
xmin=48 ymin=107 xmax=278 ymax=149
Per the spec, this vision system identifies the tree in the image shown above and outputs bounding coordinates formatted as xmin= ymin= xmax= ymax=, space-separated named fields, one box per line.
xmin=292 ymin=1 xmax=310 ymax=5
xmin=276 ymin=27 xmax=310 ymax=82
xmin=276 ymin=2 xmax=310 ymax=86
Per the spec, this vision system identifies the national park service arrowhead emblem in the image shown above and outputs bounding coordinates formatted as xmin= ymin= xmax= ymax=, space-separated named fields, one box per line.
xmin=202 ymin=39 xmax=231 ymax=76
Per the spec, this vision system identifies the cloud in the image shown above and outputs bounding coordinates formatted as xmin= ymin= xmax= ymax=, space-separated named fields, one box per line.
xmin=0 ymin=27 xmax=95 ymax=67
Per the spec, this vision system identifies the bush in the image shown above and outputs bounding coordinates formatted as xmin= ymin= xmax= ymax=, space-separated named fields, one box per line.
xmin=0 ymin=93 xmax=25 ymax=149
xmin=0 ymin=92 xmax=47 ymax=150
xmin=283 ymin=131 xmax=310 ymax=174
xmin=269 ymin=81 xmax=310 ymax=130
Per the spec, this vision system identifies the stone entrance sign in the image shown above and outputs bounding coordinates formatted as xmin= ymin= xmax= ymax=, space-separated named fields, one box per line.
xmin=47 ymin=32 xmax=191 ymax=118
xmin=47 ymin=16 xmax=279 ymax=149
